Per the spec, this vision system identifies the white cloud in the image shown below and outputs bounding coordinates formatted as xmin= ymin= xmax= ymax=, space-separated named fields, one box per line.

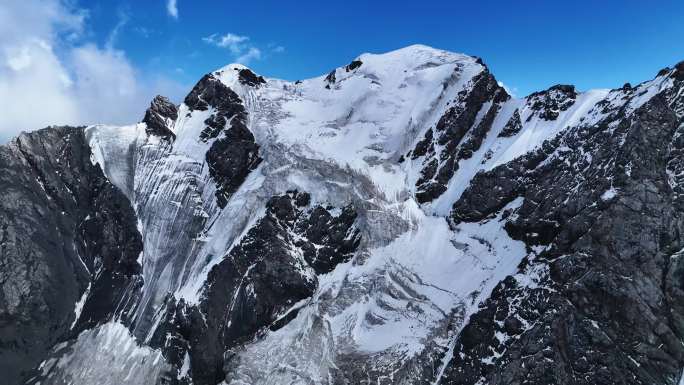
xmin=166 ymin=0 xmax=178 ymax=19
xmin=0 ymin=0 xmax=187 ymax=143
xmin=203 ymin=33 xmax=273 ymax=65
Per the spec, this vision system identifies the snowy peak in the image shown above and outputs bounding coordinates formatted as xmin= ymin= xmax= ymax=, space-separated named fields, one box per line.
xmin=323 ymin=44 xmax=483 ymax=87
xmin=212 ymin=63 xmax=267 ymax=88
xmin=355 ymin=44 xmax=482 ymax=75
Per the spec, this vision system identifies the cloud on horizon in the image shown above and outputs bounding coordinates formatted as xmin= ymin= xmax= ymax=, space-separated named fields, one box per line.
xmin=0 ymin=0 xmax=187 ymax=143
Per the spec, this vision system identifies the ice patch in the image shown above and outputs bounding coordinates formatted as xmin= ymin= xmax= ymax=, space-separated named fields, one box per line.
xmin=601 ymin=187 xmax=618 ymax=201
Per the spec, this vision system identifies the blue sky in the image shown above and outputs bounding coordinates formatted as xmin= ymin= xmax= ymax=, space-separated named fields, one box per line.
xmin=94 ymin=0 xmax=684 ymax=95
xmin=1 ymin=0 xmax=683 ymax=140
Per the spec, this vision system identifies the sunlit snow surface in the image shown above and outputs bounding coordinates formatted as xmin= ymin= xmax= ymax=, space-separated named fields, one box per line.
xmin=36 ymin=45 xmax=676 ymax=384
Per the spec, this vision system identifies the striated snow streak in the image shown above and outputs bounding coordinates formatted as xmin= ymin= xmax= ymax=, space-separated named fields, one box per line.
xmin=35 ymin=322 xmax=168 ymax=385
xmin=69 ymin=282 xmax=91 ymax=330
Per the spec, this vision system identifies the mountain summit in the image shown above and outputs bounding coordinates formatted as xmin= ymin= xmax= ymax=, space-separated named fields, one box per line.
xmin=2 ymin=46 xmax=684 ymax=385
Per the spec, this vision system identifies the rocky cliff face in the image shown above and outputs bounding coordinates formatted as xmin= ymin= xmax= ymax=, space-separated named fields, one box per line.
xmin=0 ymin=127 xmax=142 ymax=385
xmin=443 ymin=74 xmax=684 ymax=385
xmin=1 ymin=46 xmax=683 ymax=385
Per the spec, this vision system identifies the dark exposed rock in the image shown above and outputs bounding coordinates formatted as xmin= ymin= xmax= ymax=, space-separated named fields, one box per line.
xmin=435 ymin=72 xmax=500 ymax=148
xmin=526 ymin=84 xmax=577 ymax=121
xmin=345 ymin=60 xmax=363 ymax=72
xmin=185 ymin=74 xmax=227 ymax=112
xmin=498 ymin=109 xmax=523 ymax=137
xmin=411 ymin=128 xmax=434 ymax=159
xmin=70 ymin=184 xmax=143 ymax=333
xmin=325 ymin=70 xmax=336 ymax=83
xmin=294 ymin=204 xmax=360 ymax=274
xmin=449 ymin=152 xmax=535 ymax=226
xmin=185 ymin=74 xmax=247 ymax=141
xmin=142 ymin=95 xmax=178 ymax=140
xmin=325 ymin=70 xmax=336 ymax=89
xmin=673 ymin=60 xmax=684 ymax=81
xmin=237 ymin=68 xmax=266 ymax=86
xmin=458 ymin=100 xmax=504 ymax=159
xmin=657 ymin=67 xmax=672 ymax=77
xmin=442 ymin=85 xmax=684 ymax=385
xmin=0 ymin=127 xmax=142 ymax=385
xmin=206 ymin=122 xmax=262 ymax=208
xmin=294 ymin=190 xmax=311 ymax=207
xmin=184 ymin=73 xmax=263 ymax=207
xmin=416 ymin=158 xmax=439 ymax=190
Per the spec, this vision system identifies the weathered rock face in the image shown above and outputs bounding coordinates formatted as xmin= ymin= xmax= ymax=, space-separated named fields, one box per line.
xmin=185 ymin=73 xmax=262 ymax=207
xmin=526 ymin=84 xmax=578 ymax=121
xmin=143 ymin=95 xmax=178 ymax=140
xmin=442 ymin=74 xmax=684 ymax=385
xmin=0 ymin=127 xmax=142 ymax=385
xmin=497 ymin=109 xmax=522 ymax=137
xmin=237 ymin=68 xmax=266 ymax=86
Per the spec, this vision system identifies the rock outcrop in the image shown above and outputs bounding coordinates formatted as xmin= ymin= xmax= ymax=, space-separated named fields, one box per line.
xmin=0 ymin=127 xmax=142 ymax=385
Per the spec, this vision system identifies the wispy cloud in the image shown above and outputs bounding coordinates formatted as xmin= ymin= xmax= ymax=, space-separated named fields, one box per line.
xmin=202 ymin=33 xmax=282 ymax=65
xmin=202 ymin=33 xmax=249 ymax=54
xmin=105 ymin=8 xmax=129 ymax=50
xmin=166 ymin=0 xmax=178 ymax=19
xmin=0 ymin=0 xmax=186 ymax=142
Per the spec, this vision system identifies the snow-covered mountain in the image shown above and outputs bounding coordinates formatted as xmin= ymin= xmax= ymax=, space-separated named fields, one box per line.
xmin=2 ymin=45 xmax=684 ymax=385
